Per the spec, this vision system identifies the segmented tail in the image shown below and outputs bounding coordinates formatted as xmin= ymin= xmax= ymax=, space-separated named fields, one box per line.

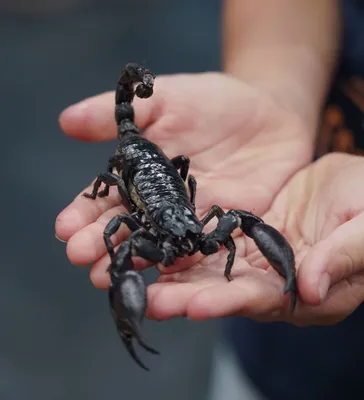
xmin=115 ymin=63 xmax=155 ymax=137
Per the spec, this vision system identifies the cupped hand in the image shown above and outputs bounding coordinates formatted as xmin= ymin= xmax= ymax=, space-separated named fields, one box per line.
xmin=55 ymin=71 xmax=313 ymax=317
xmin=143 ymin=153 xmax=364 ymax=327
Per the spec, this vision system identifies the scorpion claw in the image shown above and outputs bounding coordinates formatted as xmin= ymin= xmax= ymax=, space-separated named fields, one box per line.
xmin=250 ymin=222 xmax=297 ymax=312
xmin=121 ymin=335 xmax=150 ymax=371
xmin=283 ymin=273 xmax=297 ymax=313
xmin=108 ymin=270 xmax=159 ymax=370
xmin=119 ymin=328 xmax=159 ymax=371
xmin=136 ymin=336 xmax=160 ymax=355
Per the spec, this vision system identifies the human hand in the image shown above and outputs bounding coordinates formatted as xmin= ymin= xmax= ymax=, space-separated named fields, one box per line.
xmin=55 ymin=71 xmax=314 ymax=319
xmin=56 ymin=70 xmax=312 ymax=258
xmin=143 ymin=153 xmax=364 ymax=327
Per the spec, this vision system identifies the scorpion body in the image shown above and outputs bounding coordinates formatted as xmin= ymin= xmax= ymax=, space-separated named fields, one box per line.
xmin=83 ymin=63 xmax=297 ymax=371
xmin=116 ymin=133 xmax=199 ymax=232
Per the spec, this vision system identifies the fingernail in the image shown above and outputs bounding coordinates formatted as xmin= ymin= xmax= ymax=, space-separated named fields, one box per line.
xmin=55 ymin=233 xmax=67 ymax=243
xmin=318 ymin=272 xmax=330 ymax=302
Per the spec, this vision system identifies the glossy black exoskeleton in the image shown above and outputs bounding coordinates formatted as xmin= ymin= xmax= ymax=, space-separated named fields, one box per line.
xmin=83 ymin=63 xmax=297 ymax=370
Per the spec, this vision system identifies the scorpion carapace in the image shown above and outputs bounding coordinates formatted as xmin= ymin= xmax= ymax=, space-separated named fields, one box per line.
xmin=83 ymin=62 xmax=297 ymax=370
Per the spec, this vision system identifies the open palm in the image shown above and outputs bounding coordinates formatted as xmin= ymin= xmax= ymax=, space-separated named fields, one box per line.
xmin=143 ymin=153 xmax=364 ymax=327
xmin=56 ymin=72 xmax=314 ymax=319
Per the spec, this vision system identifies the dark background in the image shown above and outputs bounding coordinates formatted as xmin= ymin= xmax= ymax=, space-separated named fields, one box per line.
xmin=0 ymin=1 xmax=223 ymax=399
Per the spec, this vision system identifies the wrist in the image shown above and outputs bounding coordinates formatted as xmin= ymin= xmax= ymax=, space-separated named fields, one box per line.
xmin=223 ymin=0 xmax=342 ymax=140
xmin=225 ymin=44 xmax=340 ymax=135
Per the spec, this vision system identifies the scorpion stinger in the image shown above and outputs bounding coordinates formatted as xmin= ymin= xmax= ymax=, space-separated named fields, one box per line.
xmin=82 ymin=62 xmax=298 ymax=370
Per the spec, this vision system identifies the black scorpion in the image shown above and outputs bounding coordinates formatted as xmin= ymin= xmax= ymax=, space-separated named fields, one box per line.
xmin=83 ymin=63 xmax=297 ymax=370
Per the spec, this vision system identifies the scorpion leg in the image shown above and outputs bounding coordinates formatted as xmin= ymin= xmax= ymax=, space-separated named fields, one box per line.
xmin=200 ymin=204 xmax=224 ymax=226
xmin=83 ymin=172 xmax=133 ymax=213
xmin=104 ymin=212 xmax=176 ymax=267
xmin=171 ymin=155 xmax=190 ymax=181
xmin=97 ymin=155 xmax=120 ymax=197
xmin=171 ymin=155 xmax=197 ymax=208
xmin=103 ymin=212 xmax=141 ymax=258
xmin=109 ymin=229 xmax=169 ymax=371
xmin=199 ymin=205 xmax=236 ymax=281
xmin=188 ymin=175 xmax=197 ymax=209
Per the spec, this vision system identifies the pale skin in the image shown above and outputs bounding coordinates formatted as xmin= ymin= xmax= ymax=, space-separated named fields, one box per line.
xmin=149 ymin=151 xmax=364 ymax=327
xmin=55 ymin=0 xmax=356 ymax=326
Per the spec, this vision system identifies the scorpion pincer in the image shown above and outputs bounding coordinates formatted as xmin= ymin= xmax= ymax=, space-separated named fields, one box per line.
xmin=83 ymin=63 xmax=297 ymax=370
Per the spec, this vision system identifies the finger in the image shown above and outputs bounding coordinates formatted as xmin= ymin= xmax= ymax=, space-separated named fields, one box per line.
xmin=66 ymin=205 xmax=128 ymax=266
xmin=90 ymin=257 xmax=110 ymax=289
xmin=58 ymin=77 xmax=167 ymax=142
xmin=55 ymin=182 xmax=123 ymax=242
xmin=145 ymin=283 xmax=180 ymax=320
xmin=186 ymin=269 xmax=288 ymax=321
xmin=298 ymin=212 xmax=364 ymax=305
xmin=290 ymin=271 xmax=364 ymax=326
xmin=147 ymin=281 xmax=216 ymax=321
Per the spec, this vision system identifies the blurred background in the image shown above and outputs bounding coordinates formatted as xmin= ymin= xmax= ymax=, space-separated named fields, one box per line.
xmin=0 ymin=1 xmax=223 ymax=399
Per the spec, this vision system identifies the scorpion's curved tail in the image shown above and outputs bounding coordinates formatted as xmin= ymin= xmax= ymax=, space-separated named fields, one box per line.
xmin=115 ymin=63 xmax=155 ymax=137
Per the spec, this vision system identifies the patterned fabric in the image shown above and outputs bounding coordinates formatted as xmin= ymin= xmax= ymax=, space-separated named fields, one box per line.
xmin=316 ymin=76 xmax=364 ymax=156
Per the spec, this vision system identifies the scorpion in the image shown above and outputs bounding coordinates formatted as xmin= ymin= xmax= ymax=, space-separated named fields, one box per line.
xmin=83 ymin=63 xmax=297 ymax=371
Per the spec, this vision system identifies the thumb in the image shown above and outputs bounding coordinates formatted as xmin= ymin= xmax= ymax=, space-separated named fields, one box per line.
xmin=58 ymin=76 xmax=168 ymax=142
xmin=297 ymin=212 xmax=364 ymax=305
